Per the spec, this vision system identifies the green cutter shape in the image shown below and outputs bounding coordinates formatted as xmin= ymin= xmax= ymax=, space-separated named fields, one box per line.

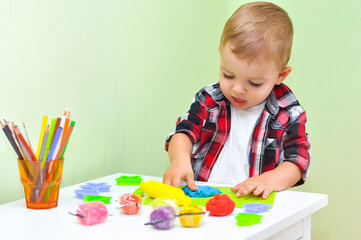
xmin=115 ymin=175 xmax=143 ymax=185
xmin=83 ymin=195 xmax=112 ymax=204
xmin=235 ymin=213 xmax=262 ymax=226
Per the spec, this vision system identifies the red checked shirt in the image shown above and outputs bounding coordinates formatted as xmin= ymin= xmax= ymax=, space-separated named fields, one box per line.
xmin=165 ymin=83 xmax=310 ymax=185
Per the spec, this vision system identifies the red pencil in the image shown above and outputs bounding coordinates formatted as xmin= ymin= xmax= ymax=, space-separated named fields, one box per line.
xmin=14 ymin=126 xmax=36 ymax=161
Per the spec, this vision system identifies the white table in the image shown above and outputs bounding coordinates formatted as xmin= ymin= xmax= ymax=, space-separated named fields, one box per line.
xmin=0 ymin=173 xmax=327 ymax=240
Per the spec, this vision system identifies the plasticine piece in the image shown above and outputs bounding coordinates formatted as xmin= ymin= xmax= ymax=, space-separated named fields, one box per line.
xmin=76 ymin=201 xmax=108 ymax=226
xmin=149 ymin=206 xmax=176 ymax=230
xmin=178 ymin=205 xmax=204 ymax=227
xmin=206 ymin=194 xmax=235 ymax=216
xmin=83 ymin=195 xmax=112 ymax=204
xmin=235 ymin=213 xmax=262 ymax=226
xmin=151 ymin=196 xmax=178 ymax=209
xmin=119 ymin=194 xmax=142 ymax=214
xmin=139 ymin=180 xmax=191 ymax=206
xmin=85 ymin=182 xmax=108 ymax=187
xmin=115 ymin=175 xmax=143 ymax=185
xmin=243 ymin=203 xmax=271 ymax=213
xmin=81 ymin=182 xmax=112 ymax=192
xmin=182 ymin=185 xmax=222 ymax=197
xmin=74 ymin=189 xmax=99 ymax=199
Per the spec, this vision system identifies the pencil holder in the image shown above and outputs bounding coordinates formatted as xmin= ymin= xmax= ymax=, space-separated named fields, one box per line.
xmin=17 ymin=158 xmax=64 ymax=209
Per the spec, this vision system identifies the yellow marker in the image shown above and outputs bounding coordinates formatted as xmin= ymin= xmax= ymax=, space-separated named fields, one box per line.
xmin=139 ymin=180 xmax=191 ymax=206
xmin=36 ymin=116 xmax=48 ymax=160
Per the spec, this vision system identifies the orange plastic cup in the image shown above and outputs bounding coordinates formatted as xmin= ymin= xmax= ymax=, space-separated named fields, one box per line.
xmin=17 ymin=158 xmax=64 ymax=209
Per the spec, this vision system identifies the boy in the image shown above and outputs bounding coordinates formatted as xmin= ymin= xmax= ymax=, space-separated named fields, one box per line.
xmin=163 ymin=2 xmax=310 ymax=199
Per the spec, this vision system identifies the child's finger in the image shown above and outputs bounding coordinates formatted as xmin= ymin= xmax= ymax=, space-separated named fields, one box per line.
xmin=253 ymin=186 xmax=264 ymax=196
xmin=162 ymin=175 xmax=171 ymax=186
xmin=171 ymin=177 xmax=181 ymax=189
xmin=261 ymin=189 xmax=271 ymax=199
xmin=186 ymin=176 xmax=198 ymax=191
xmin=231 ymin=183 xmax=243 ymax=192
xmin=243 ymin=184 xmax=257 ymax=195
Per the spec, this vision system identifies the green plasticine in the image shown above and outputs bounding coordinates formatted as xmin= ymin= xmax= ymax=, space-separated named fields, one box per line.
xmin=235 ymin=213 xmax=262 ymax=226
xmin=115 ymin=175 xmax=143 ymax=185
xmin=83 ymin=195 xmax=112 ymax=204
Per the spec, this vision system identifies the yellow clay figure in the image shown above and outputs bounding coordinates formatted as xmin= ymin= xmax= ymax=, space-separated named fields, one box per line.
xmin=179 ymin=205 xmax=204 ymax=227
xmin=139 ymin=180 xmax=191 ymax=206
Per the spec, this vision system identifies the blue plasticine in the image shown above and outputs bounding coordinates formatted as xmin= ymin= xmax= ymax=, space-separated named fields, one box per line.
xmin=242 ymin=203 xmax=271 ymax=213
xmin=74 ymin=189 xmax=100 ymax=199
xmin=182 ymin=186 xmax=222 ymax=197
xmin=80 ymin=182 xmax=111 ymax=192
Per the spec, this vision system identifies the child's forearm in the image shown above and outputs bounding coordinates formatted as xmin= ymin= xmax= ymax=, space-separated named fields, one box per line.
xmin=263 ymin=161 xmax=303 ymax=191
xmin=163 ymin=133 xmax=197 ymax=190
xmin=168 ymin=133 xmax=193 ymax=164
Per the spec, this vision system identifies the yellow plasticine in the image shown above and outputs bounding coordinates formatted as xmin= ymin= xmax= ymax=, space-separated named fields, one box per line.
xmin=179 ymin=205 xmax=204 ymax=227
xmin=139 ymin=180 xmax=191 ymax=206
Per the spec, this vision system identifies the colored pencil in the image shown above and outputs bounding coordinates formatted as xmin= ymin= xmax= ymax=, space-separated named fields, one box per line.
xmin=10 ymin=122 xmax=26 ymax=160
xmin=1 ymin=122 xmax=23 ymax=159
xmin=52 ymin=110 xmax=67 ymax=160
xmin=51 ymin=118 xmax=61 ymax=143
xmin=47 ymin=126 xmax=63 ymax=161
xmin=56 ymin=121 xmax=75 ymax=160
xmin=36 ymin=116 xmax=48 ymax=160
xmin=43 ymin=119 xmax=57 ymax=162
xmin=14 ymin=126 xmax=36 ymax=161
xmin=61 ymin=111 xmax=70 ymax=145
xmin=38 ymin=125 xmax=49 ymax=161
xmin=23 ymin=122 xmax=34 ymax=155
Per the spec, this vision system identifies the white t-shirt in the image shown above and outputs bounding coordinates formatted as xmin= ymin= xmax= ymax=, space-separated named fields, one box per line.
xmin=208 ymin=102 xmax=265 ymax=185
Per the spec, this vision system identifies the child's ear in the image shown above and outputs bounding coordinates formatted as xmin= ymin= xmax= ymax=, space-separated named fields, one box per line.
xmin=276 ymin=66 xmax=292 ymax=85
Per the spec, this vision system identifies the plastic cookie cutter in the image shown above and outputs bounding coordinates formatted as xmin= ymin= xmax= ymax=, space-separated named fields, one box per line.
xmin=242 ymin=203 xmax=271 ymax=213
xmin=206 ymin=194 xmax=235 ymax=216
xmin=81 ymin=182 xmax=112 ymax=192
xmin=144 ymin=206 xmax=207 ymax=229
xmin=115 ymin=175 xmax=143 ymax=185
xmin=69 ymin=201 xmax=108 ymax=226
xmin=117 ymin=194 xmax=142 ymax=214
xmin=83 ymin=195 xmax=112 ymax=204
xmin=74 ymin=189 xmax=100 ymax=199
xmin=235 ymin=213 xmax=262 ymax=226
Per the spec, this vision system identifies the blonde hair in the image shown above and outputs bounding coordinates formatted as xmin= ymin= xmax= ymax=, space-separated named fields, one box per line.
xmin=220 ymin=2 xmax=293 ymax=70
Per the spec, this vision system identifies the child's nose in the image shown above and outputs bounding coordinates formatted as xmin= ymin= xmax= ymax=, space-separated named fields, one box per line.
xmin=232 ymin=82 xmax=246 ymax=94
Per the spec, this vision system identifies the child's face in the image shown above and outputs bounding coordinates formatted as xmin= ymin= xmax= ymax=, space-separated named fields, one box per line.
xmin=219 ymin=44 xmax=291 ymax=110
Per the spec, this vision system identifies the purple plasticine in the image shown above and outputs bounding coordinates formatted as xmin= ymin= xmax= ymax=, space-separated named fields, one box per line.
xmin=150 ymin=207 xmax=175 ymax=230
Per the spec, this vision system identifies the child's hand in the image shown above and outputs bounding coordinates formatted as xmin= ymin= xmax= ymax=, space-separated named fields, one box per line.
xmin=231 ymin=162 xmax=303 ymax=199
xmin=231 ymin=173 xmax=276 ymax=200
xmin=162 ymin=160 xmax=198 ymax=192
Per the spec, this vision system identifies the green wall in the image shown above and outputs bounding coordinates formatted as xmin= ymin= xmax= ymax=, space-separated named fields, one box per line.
xmin=1 ymin=0 xmax=360 ymax=239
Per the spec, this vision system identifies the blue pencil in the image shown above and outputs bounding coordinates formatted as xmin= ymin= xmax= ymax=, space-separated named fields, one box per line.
xmin=47 ymin=127 xmax=63 ymax=161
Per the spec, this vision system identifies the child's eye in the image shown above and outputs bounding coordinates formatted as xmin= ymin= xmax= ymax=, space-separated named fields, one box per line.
xmin=223 ymin=73 xmax=234 ymax=79
xmin=249 ymin=81 xmax=262 ymax=87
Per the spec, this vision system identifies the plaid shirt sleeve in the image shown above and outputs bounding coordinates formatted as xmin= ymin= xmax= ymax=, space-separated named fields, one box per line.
xmin=165 ymin=91 xmax=206 ymax=152
xmin=281 ymin=110 xmax=311 ymax=185
xmin=252 ymin=84 xmax=311 ymax=186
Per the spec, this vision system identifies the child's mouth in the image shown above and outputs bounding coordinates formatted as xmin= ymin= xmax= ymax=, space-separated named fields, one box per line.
xmin=232 ymin=97 xmax=247 ymax=107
